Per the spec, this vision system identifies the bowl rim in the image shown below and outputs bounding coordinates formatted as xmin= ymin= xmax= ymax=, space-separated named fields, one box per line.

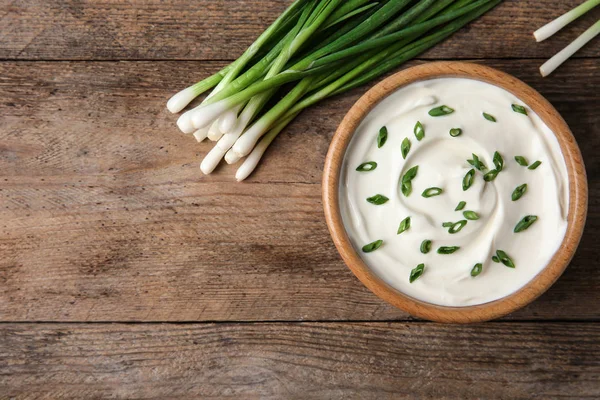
xmin=322 ymin=61 xmax=588 ymax=323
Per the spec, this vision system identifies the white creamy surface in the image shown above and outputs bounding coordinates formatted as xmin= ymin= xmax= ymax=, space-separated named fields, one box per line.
xmin=340 ymin=77 xmax=569 ymax=307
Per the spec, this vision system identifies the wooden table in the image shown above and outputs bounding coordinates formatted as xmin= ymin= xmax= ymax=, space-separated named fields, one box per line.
xmin=1 ymin=1 xmax=599 ymax=398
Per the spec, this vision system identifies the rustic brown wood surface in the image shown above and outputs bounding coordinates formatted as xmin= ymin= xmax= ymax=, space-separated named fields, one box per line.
xmin=1 ymin=0 xmax=599 ymax=397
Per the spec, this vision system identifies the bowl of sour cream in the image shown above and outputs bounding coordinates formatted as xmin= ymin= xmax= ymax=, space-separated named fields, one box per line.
xmin=323 ymin=62 xmax=587 ymax=323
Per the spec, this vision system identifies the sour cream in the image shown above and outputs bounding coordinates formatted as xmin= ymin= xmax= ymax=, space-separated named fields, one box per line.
xmin=340 ymin=78 xmax=569 ymax=307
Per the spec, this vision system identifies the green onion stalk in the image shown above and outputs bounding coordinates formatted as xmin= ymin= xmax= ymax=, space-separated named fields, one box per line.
xmin=166 ymin=0 xmax=503 ymax=180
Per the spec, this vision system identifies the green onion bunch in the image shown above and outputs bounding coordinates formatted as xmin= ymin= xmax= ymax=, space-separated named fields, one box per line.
xmin=167 ymin=0 xmax=502 ymax=181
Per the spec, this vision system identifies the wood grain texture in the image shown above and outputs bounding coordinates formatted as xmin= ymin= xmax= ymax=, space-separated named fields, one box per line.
xmin=0 ymin=59 xmax=598 ymax=322
xmin=1 ymin=322 xmax=600 ymax=399
xmin=323 ymin=62 xmax=587 ymax=323
xmin=1 ymin=0 xmax=599 ymax=60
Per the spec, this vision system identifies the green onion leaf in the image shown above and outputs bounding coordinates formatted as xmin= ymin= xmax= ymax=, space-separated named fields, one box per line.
xmin=514 ymin=215 xmax=538 ymax=233
xmin=449 ymin=220 xmax=467 ymax=234
xmin=397 ymin=216 xmax=411 ymax=235
xmin=463 ymin=211 xmax=480 ymax=220
xmin=401 ymin=137 xmax=411 ymax=159
xmin=362 ymin=240 xmax=383 ymax=253
xmin=377 ymin=126 xmax=388 ymax=148
xmin=528 ymin=161 xmax=542 ymax=170
xmin=515 ymin=156 xmax=529 ymax=166
xmin=511 ymin=184 xmax=528 ymax=201
xmin=455 ymin=201 xmax=466 ymax=211
xmin=512 ymin=104 xmax=528 ymax=115
xmin=496 ymin=250 xmax=515 ymax=268
xmin=409 ymin=263 xmax=425 ymax=283
xmin=483 ymin=112 xmax=496 ymax=122
xmin=449 ymin=128 xmax=462 ymax=137
xmin=471 ymin=263 xmax=483 ymax=277
xmin=442 ymin=222 xmax=454 ymax=228
xmin=468 ymin=154 xmax=487 ymax=171
xmin=438 ymin=246 xmax=460 ymax=254
xmin=356 ymin=161 xmax=377 ymax=172
xmin=429 ymin=105 xmax=454 ymax=117
xmin=493 ymin=151 xmax=504 ymax=171
xmin=414 ymin=121 xmax=425 ymax=141
xmin=366 ymin=194 xmax=389 ymax=205
xmin=420 ymin=240 xmax=432 ymax=254
xmin=483 ymin=169 xmax=499 ymax=182
xmin=492 ymin=255 xmax=500 ymax=263
xmin=463 ymin=169 xmax=476 ymax=191
xmin=422 ymin=187 xmax=443 ymax=198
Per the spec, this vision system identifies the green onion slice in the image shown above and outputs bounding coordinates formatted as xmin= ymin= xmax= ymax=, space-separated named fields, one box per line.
xmin=463 ymin=169 xmax=476 ymax=191
xmin=455 ymin=201 xmax=466 ymax=211
xmin=356 ymin=161 xmax=377 ymax=172
xmin=397 ymin=216 xmax=411 ymax=235
xmin=492 ymin=255 xmax=500 ymax=263
xmin=528 ymin=161 xmax=542 ymax=170
xmin=493 ymin=151 xmax=504 ymax=171
xmin=449 ymin=128 xmax=462 ymax=137
xmin=401 ymin=138 xmax=411 ymax=159
xmin=377 ymin=126 xmax=388 ymax=148
xmin=438 ymin=246 xmax=460 ymax=254
xmin=414 ymin=121 xmax=425 ymax=141
xmin=468 ymin=154 xmax=487 ymax=171
xmin=512 ymin=104 xmax=528 ymax=115
xmin=422 ymin=187 xmax=443 ymax=198
xmin=496 ymin=250 xmax=515 ymax=268
xmin=420 ymin=240 xmax=432 ymax=254
xmin=409 ymin=263 xmax=425 ymax=283
xmin=463 ymin=211 xmax=479 ymax=220
xmin=366 ymin=194 xmax=389 ymax=205
xmin=429 ymin=105 xmax=454 ymax=117
xmin=515 ymin=156 xmax=529 ymax=166
xmin=514 ymin=215 xmax=538 ymax=233
xmin=362 ymin=240 xmax=383 ymax=253
xmin=483 ymin=169 xmax=499 ymax=182
xmin=449 ymin=220 xmax=467 ymax=234
xmin=483 ymin=112 xmax=496 ymax=122
xmin=511 ymin=183 xmax=527 ymax=201
xmin=471 ymin=263 xmax=483 ymax=277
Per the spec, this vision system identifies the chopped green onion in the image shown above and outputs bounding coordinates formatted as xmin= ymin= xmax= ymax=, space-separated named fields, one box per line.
xmin=398 ymin=216 xmax=411 ymax=235
xmin=422 ymin=187 xmax=443 ymax=198
xmin=496 ymin=250 xmax=515 ymax=268
xmin=468 ymin=154 xmax=487 ymax=171
xmin=470 ymin=263 xmax=483 ymax=277
xmin=512 ymin=104 xmax=528 ymax=115
xmin=514 ymin=215 xmax=538 ymax=233
xmin=492 ymin=255 xmax=500 ymax=263
xmin=483 ymin=169 xmax=499 ymax=182
xmin=366 ymin=194 xmax=389 ymax=205
xmin=448 ymin=220 xmax=467 ymax=234
xmin=483 ymin=112 xmax=496 ymax=122
xmin=401 ymin=165 xmax=419 ymax=197
xmin=377 ymin=126 xmax=388 ymax=148
xmin=438 ymin=246 xmax=460 ymax=254
xmin=409 ymin=263 xmax=425 ymax=283
xmin=515 ymin=156 xmax=529 ymax=166
xmin=528 ymin=161 xmax=542 ymax=170
xmin=442 ymin=222 xmax=454 ymax=228
xmin=420 ymin=240 xmax=432 ymax=254
xmin=414 ymin=121 xmax=425 ymax=141
xmin=362 ymin=240 xmax=383 ymax=253
xmin=356 ymin=161 xmax=377 ymax=172
xmin=512 ymin=183 xmax=528 ymax=201
xmin=463 ymin=211 xmax=479 ymax=220
xmin=493 ymin=151 xmax=504 ymax=171
xmin=401 ymin=182 xmax=412 ymax=197
xmin=401 ymin=137 xmax=411 ymax=159
xmin=463 ymin=169 xmax=476 ymax=191
xmin=429 ymin=105 xmax=454 ymax=116
xmin=455 ymin=201 xmax=466 ymax=211
xmin=449 ymin=128 xmax=462 ymax=137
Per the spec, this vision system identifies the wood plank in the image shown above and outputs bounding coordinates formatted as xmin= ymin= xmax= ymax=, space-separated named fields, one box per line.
xmin=1 ymin=0 xmax=599 ymax=60
xmin=0 ymin=59 xmax=599 ymax=322
xmin=1 ymin=322 xmax=599 ymax=398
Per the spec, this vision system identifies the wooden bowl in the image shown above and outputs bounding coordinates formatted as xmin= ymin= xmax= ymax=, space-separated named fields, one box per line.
xmin=323 ymin=62 xmax=588 ymax=323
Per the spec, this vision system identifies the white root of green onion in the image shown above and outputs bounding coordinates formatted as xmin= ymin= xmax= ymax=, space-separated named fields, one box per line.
xmin=540 ymin=20 xmax=600 ymax=77
xmin=533 ymin=0 xmax=600 ymax=42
